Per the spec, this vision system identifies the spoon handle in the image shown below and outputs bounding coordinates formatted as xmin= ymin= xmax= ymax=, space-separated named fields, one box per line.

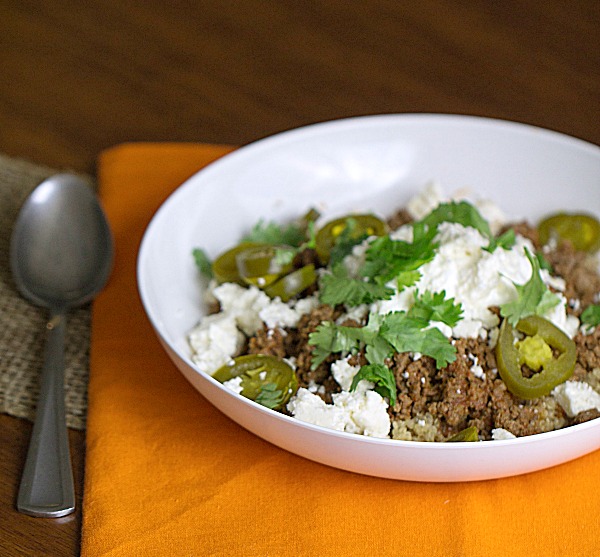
xmin=17 ymin=311 xmax=75 ymax=518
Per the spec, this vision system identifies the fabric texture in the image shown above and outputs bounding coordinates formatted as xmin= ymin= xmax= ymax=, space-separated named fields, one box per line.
xmin=0 ymin=153 xmax=92 ymax=430
xmin=82 ymin=142 xmax=600 ymax=556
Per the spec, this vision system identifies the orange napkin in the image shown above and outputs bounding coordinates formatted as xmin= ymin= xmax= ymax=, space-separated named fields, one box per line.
xmin=82 ymin=142 xmax=600 ymax=557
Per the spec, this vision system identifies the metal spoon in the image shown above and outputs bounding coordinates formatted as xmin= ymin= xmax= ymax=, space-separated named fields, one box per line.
xmin=10 ymin=173 xmax=113 ymax=518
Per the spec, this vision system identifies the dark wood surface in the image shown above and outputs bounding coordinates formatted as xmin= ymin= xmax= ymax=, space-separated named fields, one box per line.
xmin=1 ymin=1 xmax=598 ymax=555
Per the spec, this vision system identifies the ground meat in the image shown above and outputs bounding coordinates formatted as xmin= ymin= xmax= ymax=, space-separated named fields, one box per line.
xmin=546 ymin=242 xmax=600 ymax=313
xmin=574 ymin=327 xmax=600 ymax=373
xmin=388 ymin=337 xmax=569 ymax=441
xmin=386 ymin=208 xmax=413 ymax=230
xmin=248 ymin=327 xmax=289 ymax=359
xmin=247 ymin=304 xmax=344 ymax=403
xmin=571 ymin=408 xmax=600 ymax=425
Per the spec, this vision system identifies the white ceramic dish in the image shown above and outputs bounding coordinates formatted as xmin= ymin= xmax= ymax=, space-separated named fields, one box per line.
xmin=137 ymin=114 xmax=600 ymax=481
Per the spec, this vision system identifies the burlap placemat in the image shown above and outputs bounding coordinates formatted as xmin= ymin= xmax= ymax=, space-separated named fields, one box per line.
xmin=0 ymin=153 xmax=94 ymax=430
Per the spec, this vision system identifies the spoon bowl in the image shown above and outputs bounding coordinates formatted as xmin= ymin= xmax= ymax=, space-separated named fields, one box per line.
xmin=10 ymin=173 xmax=113 ymax=517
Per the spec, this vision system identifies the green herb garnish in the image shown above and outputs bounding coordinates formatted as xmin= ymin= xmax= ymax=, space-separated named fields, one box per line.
xmin=421 ymin=200 xmax=516 ymax=253
xmin=350 ymin=364 xmax=397 ymax=406
xmin=319 ymin=264 xmax=395 ymax=307
xmin=309 ymin=291 xmax=460 ymax=371
xmin=409 ymin=290 xmax=464 ymax=327
xmin=499 ymin=248 xmax=561 ymax=326
xmin=192 ymin=247 xmax=213 ymax=279
xmin=242 ymin=219 xmax=305 ymax=247
xmin=254 ymin=382 xmax=286 ymax=409
xmin=485 ymin=228 xmax=517 ymax=253
xmin=420 ymin=201 xmax=492 ymax=240
xmin=581 ymin=304 xmax=600 ymax=328
xmin=360 ymin=230 xmax=437 ymax=286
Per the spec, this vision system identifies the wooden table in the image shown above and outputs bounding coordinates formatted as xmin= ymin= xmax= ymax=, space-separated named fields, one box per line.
xmin=0 ymin=2 xmax=598 ymax=555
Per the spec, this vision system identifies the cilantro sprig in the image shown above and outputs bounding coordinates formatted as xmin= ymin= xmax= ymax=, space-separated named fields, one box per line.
xmin=499 ymin=247 xmax=561 ymax=325
xmin=360 ymin=224 xmax=437 ymax=286
xmin=350 ymin=364 xmax=397 ymax=406
xmin=409 ymin=290 xmax=463 ymax=327
xmin=421 ymin=201 xmax=492 ymax=239
xmin=581 ymin=304 xmax=600 ymax=328
xmin=255 ymin=382 xmax=286 ymax=409
xmin=309 ymin=290 xmax=461 ymax=392
xmin=192 ymin=247 xmax=213 ymax=279
xmin=242 ymin=219 xmax=306 ymax=247
xmin=319 ymin=264 xmax=395 ymax=306
xmin=421 ymin=201 xmax=516 ymax=253
xmin=318 ymin=221 xmax=438 ymax=307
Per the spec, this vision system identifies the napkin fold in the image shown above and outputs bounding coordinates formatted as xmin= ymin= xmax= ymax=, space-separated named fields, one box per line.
xmin=82 ymin=142 xmax=600 ymax=557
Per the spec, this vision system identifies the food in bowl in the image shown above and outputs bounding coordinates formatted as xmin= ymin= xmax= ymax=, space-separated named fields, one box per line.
xmin=188 ymin=182 xmax=600 ymax=442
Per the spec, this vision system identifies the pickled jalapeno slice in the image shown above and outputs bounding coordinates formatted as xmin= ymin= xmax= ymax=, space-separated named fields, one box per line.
xmin=315 ymin=214 xmax=388 ymax=263
xmin=264 ymin=264 xmax=317 ymax=302
xmin=213 ymin=354 xmax=298 ymax=410
xmin=538 ymin=213 xmax=600 ymax=253
xmin=495 ymin=315 xmax=576 ymax=399
xmin=212 ymin=242 xmax=265 ymax=284
xmin=235 ymin=244 xmax=294 ymax=288
xmin=446 ymin=426 xmax=479 ymax=442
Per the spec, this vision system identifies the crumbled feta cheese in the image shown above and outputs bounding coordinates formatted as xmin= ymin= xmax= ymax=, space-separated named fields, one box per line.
xmin=539 ymin=292 xmax=580 ymax=338
xmin=286 ymin=388 xmax=348 ymax=432
xmin=406 ymin=181 xmax=444 ymax=220
xmin=293 ymin=294 xmax=320 ymax=316
xmin=189 ymin=313 xmax=245 ymax=374
xmin=330 ymin=358 xmax=361 ymax=391
xmin=258 ymin=293 xmax=320 ymax=329
xmin=467 ymin=353 xmax=485 ymax=379
xmin=374 ymin=222 xmax=579 ymax=338
xmin=491 ymin=428 xmax=516 ymax=440
xmin=259 ymin=299 xmax=302 ymax=329
xmin=552 ymin=381 xmax=600 ymax=418
xmin=287 ymin=388 xmax=390 ymax=438
xmin=223 ymin=375 xmax=244 ymax=394
xmin=332 ymin=390 xmax=391 ymax=437
xmin=213 ymin=282 xmax=271 ymax=335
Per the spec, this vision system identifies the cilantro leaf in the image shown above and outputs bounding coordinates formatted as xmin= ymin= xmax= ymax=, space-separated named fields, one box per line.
xmin=420 ymin=201 xmax=492 ymax=240
xmin=361 ymin=234 xmax=437 ymax=285
xmin=409 ymin=290 xmax=463 ymax=327
xmin=319 ymin=264 xmax=395 ymax=307
xmin=535 ymin=250 xmax=553 ymax=273
xmin=379 ymin=312 xmax=457 ymax=368
xmin=420 ymin=200 xmax=514 ymax=253
xmin=308 ymin=321 xmax=364 ymax=368
xmin=396 ymin=270 xmax=422 ymax=291
xmin=254 ymin=382 xmax=286 ymax=409
xmin=581 ymin=304 xmax=600 ymax=328
xmin=242 ymin=219 xmax=305 ymax=247
xmin=499 ymin=248 xmax=561 ymax=325
xmin=192 ymin=248 xmax=213 ymax=279
xmin=365 ymin=335 xmax=394 ymax=366
xmin=350 ymin=364 xmax=397 ymax=406
xmin=485 ymin=228 xmax=516 ymax=253
xmin=308 ymin=309 xmax=457 ymax=371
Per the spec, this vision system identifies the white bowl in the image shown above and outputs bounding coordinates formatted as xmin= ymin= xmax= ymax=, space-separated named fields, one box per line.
xmin=137 ymin=114 xmax=600 ymax=481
